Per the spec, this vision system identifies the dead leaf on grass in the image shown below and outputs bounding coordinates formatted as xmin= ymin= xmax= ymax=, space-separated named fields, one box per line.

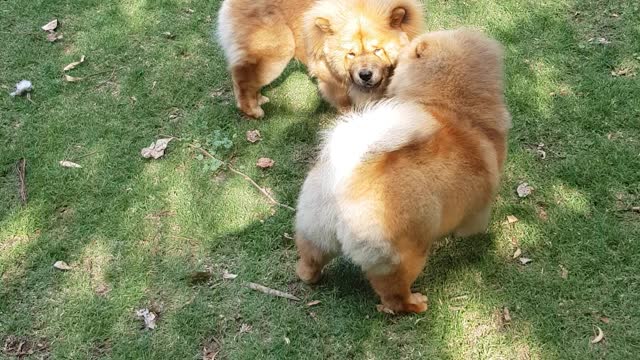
xmin=141 ymin=138 xmax=173 ymax=159
xmin=247 ymin=282 xmax=300 ymax=301
xmin=246 ymin=130 xmax=261 ymax=143
xmin=239 ymin=323 xmax=252 ymax=334
xmin=306 ymin=300 xmax=321 ymax=307
xmin=63 ymin=55 xmax=85 ymax=71
xmin=519 ymin=257 xmax=533 ymax=265
xmin=504 ymin=215 xmax=519 ymax=225
xmin=256 ymin=157 xmax=274 ymax=169
xmin=588 ymin=37 xmax=610 ymax=45
xmin=503 ymin=307 xmax=512 ymax=322
xmin=537 ymin=206 xmax=548 ymax=221
xmin=63 ymin=74 xmax=83 ymax=82
xmin=591 ymin=326 xmax=604 ymax=344
xmin=41 ymin=19 xmax=58 ymax=32
xmin=222 ymin=270 xmax=238 ymax=280
xmin=611 ymin=67 xmax=636 ymax=77
xmin=59 ymin=160 xmax=82 ymax=168
xmin=283 ymin=232 xmax=294 ymax=240
xmin=47 ymin=33 xmax=63 ymax=42
xmin=517 ymin=182 xmax=534 ymax=198
xmin=600 ymin=316 xmax=610 ymax=324
xmin=559 ymin=265 xmax=569 ymax=279
xmin=53 ymin=260 xmax=72 ymax=270
xmin=185 ymin=8 xmax=195 ymax=14
xmin=284 ymin=336 xmax=291 ymax=345
xmin=512 ymin=247 xmax=522 ymax=259
xmin=136 ymin=308 xmax=157 ymax=330
xmin=162 ymin=31 xmax=176 ymax=40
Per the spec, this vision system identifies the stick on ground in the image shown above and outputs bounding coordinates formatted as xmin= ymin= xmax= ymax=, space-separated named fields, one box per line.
xmin=16 ymin=158 xmax=27 ymax=205
xmin=247 ymin=282 xmax=301 ymax=301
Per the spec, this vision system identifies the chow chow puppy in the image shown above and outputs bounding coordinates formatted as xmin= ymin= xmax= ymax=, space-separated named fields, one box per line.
xmin=294 ymin=29 xmax=511 ymax=313
xmin=216 ymin=0 xmax=424 ymax=118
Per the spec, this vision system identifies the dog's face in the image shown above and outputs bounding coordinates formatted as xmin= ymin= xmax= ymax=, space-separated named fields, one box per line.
xmin=315 ymin=7 xmax=412 ymax=91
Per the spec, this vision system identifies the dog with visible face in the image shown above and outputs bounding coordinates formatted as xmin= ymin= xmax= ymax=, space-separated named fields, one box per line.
xmin=294 ymin=29 xmax=511 ymax=313
xmin=216 ymin=0 xmax=423 ymax=118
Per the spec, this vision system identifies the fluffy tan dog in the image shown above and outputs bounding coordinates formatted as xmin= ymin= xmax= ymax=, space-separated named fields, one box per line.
xmin=294 ymin=29 xmax=511 ymax=313
xmin=216 ymin=0 xmax=423 ymax=118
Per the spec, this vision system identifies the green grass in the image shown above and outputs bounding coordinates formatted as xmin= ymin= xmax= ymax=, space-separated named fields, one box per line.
xmin=1 ymin=0 xmax=639 ymax=358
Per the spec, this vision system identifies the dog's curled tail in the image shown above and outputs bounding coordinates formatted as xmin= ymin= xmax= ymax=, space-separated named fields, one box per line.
xmin=321 ymin=100 xmax=439 ymax=189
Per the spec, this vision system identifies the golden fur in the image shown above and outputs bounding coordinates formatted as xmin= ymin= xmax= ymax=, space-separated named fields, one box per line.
xmin=216 ymin=0 xmax=424 ymax=118
xmin=294 ymin=29 xmax=511 ymax=313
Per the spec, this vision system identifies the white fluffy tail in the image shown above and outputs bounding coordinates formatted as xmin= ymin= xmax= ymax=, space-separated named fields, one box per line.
xmin=320 ymin=100 xmax=439 ymax=190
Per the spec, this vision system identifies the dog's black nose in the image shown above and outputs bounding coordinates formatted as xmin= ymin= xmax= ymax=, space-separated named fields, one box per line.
xmin=358 ymin=69 xmax=373 ymax=82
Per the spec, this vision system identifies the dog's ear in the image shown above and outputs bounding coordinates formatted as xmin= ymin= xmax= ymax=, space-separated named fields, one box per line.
xmin=315 ymin=17 xmax=332 ymax=33
xmin=414 ymin=39 xmax=428 ymax=58
xmin=390 ymin=7 xmax=407 ymax=28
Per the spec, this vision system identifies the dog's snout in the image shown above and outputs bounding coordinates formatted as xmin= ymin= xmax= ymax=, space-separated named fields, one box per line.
xmin=358 ymin=69 xmax=373 ymax=82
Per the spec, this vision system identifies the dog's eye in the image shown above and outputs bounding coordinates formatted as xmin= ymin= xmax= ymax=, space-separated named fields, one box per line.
xmin=374 ymin=48 xmax=384 ymax=57
xmin=347 ymin=52 xmax=356 ymax=59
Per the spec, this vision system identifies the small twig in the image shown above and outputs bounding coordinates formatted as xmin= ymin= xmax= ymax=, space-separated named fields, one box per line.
xmin=16 ymin=158 xmax=27 ymax=205
xmin=247 ymin=282 xmax=300 ymax=301
xmin=188 ymin=144 xmax=295 ymax=211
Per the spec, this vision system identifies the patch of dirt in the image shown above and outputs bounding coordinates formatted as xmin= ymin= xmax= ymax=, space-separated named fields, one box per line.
xmin=2 ymin=335 xmax=49 ymax=358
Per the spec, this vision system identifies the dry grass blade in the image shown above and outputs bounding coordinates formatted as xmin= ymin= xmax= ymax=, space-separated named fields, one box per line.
xmin=16 ymin=158 xmax=27 ymax=205
xmin=64 ymin=74 xmax=84 ymax=82
xmin=247 ymin=282 xmax=300 ymax=301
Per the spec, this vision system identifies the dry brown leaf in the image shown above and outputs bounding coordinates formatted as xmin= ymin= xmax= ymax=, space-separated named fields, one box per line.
xmin=537 ymin=207 xmax=548 ymax=221
xmin=63 ymin=55 xmax=85 ymax=71
xmin=517 ymin=182 xmax=533 ymax=198
xmin=512 ymin=247 xmax=522 ymax=259
xmin=47 ymin=33 xmax=63 ymax=42
xmin=591 ymin=326 xmax=604 ymax=344
xmin=136 ymin=308 xmax=157 ymax=330
xmin=53 ymin=260 xmax=72 ymax=270
xmin=503 ymin=307 xmax=512 ymax=322
xmin=519 ymin=257 xmax=533 ymax=265
xmin=376 ymin=304 xmax=396 ymax=315
xmin=41 ymin=19 xmax=58 ymax=32
xmin=141 ymin=138 xmax=173 ymax=159
xmin=306 ymin=300 xmax=321 ymax=307
xmin=247 ymin=282 xmax=300 ymax=301
xmin=559 ymin=265 xmax=569 ymax=279
xmin=506 ymin=215 xmax=519 ymax=224
xmin=63 ymin=74 xmax=83 ymax=82
xmin=611 ymin=67 xmax=636 ymax=77
xmin=246 ymin=130 xmax=262 ymax=143
xmin=256 ymin=157 xmax=274 ymax=169
xmin=239 ymin=323 xmax=252 ymax=334
xmin=600 ymin=316 xmax=610 ymax=324
xmin=59 ymin=160 xmax=82 ymax=168
xmin=222 ymin=270 xmax=238 ymax=280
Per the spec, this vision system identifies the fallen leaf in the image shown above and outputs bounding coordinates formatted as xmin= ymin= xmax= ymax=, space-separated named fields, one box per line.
xmin=256 ymin=157 xmax=274 ymax=169
xmin=503 ymin=307 xmax=512 ymax=322
xmin=47 ymin=33 xmax=63 ymax=42
xmin=519 ymin=257 xmax=533 ymax=265
xmin=63 ymin=55 xmax=85 ymax=71
xmin=239 ymin=323 xmax=252 ymax=334
xmin=376 ymin=304 xmax=396 ymax=315
xmin=537 ymin=207 xmax=548 ymax=221
xmin=591 ymin=326 xmax=604 ymax=344
xmin=222 ymin=270 xmax=238 ymax=280
xmin=63 ymin=74 xmax=83 ymax=82
xmin=59 ymin=160 xmax=82 ymax=168
xmin=247 ymin=282 xmax=300 ymax=301
xmin=53 ymin=260 xmax=72 ymax=270
xmin=186 ymin=8 xmax=195 ymax=13
xmin=284 ymin=336 xmax=290 ymax=345
xmin=505 ymin=215 xmax=519 ymax=224
xmin=512 ymin=247 xmax=522 ymax=259
xmin=162 ymin=31 xmax=176 ymax=39
xmin=600 ymin=316 xmax=610 ymax=324
xmin=41 ymin=19 xmax=58 ymax=32
xmin=611 ymin=67 xmax=636 ymax=77
xmin=517 ymin=182 xmax=533 ymax=198
xmin=136 ymin=308 xmax=157 ymax=330
xmin=559 ymin=265 xmax=569 ymax=279
xmin=589 ymin=37 xmax=610 ymax=45
xmin=306 ymin=300 xmax=321 ymax=307
xmin=9 ymin=80 xmax=33 ymax=97
xmin=188 ymin=271 xmax=212 ymax=285
xmin=246 ymin=130 xmax=262 ymax=143
xmin=95 ymin=283 xmax=111 ymax=296
xmin=140 ymin=138 xmax=173 ymax=159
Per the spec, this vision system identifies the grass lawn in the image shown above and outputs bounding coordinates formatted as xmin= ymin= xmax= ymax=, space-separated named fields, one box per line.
xmin=1 ymin=0 xmax=639 ymax=358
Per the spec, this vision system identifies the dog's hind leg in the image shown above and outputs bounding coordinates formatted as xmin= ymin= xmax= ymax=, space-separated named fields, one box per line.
xmin=295 ymin=235 xmax=336 ymax=284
